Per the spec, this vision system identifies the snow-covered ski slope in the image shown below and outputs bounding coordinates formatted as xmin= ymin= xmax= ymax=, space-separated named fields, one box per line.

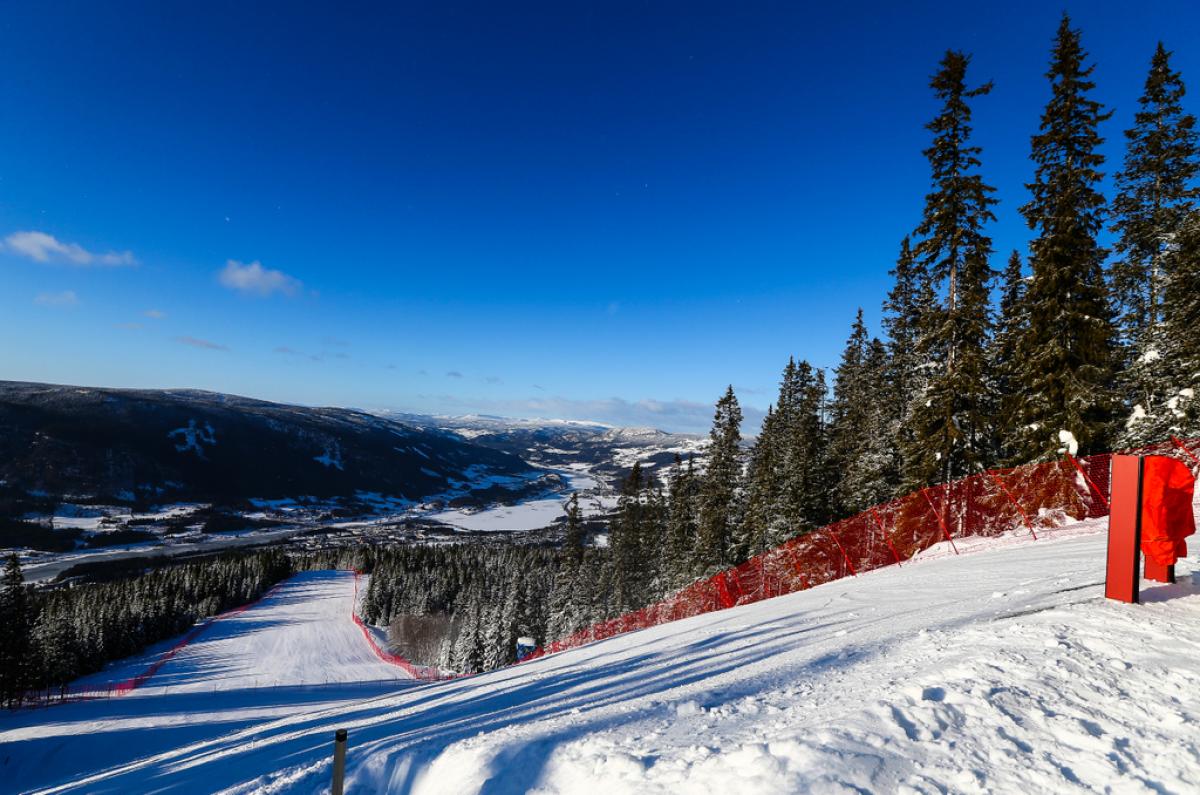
xmin=77 ymin=570 xmax=416 ymax=694
xmin=4 ymin=523 xmax=1199 ymax=794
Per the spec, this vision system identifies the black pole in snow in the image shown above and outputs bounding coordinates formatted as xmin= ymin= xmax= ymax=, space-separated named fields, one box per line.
xmin=332 ymin=728 xmax=348 ymax=795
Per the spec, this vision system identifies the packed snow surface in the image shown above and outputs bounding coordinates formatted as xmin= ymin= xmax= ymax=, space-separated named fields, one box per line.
xmin=73 ymin=570 xmax=413 ymax=696
xmin=4 ymin=521 xmax=1199 ymax=793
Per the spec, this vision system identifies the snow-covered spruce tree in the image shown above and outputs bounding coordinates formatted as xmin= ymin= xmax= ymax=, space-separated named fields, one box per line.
xmin=1111 ymin=43 xmax=1200 ymax=447
xmin=696 ymin=386 xmax=743 ymax=571
xmin=741 ymin=404 xmax=782 ymax=558
xmin=778 ymin=360 xmax=833 ymax=538
xmin=828 ymin=317 xmax=896 ymax=516
xmin=992 ymin=251 xmax=1028 ymax=460
xmin=1008 ymin=15 xmax=1117 ymax=461
xmin=562 ymin=492 xmax=584 ymax=567
xmin=883 ymin=237 xmax=934 ymax=489
xmin=611 ymin=462 xmax=646 ymax=611
xmin=663 ymin=454 xmax=700 ymax=589
xmin=1163 ymin=212 xmax=1200 ymax=435
xmin=904 ymin=50 xmax=998 ymax=485
xmin=545 ymin=492 xmax=587 ymax=638
xmin=0 ymin=554 xmax=31 ymax=706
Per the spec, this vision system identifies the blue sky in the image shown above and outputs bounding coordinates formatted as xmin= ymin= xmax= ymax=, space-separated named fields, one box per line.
xmin=2 ymin=2 xmax=1199 ymax=433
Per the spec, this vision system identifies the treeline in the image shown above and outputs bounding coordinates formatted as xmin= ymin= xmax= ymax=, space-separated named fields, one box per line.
xmin=519 ymin=15 xmax=1200 ymax=651
xmin=672 ymin=15 xmax=1200 ymax=570
xmin=358 ymin=544 xmax=566 ymax=672
xmin=0 ymin=550 xmax=292 ymax=706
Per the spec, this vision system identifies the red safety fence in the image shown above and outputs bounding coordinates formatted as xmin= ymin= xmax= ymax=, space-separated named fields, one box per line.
xmin=530 ymin=436 xmax=1200 ymax=660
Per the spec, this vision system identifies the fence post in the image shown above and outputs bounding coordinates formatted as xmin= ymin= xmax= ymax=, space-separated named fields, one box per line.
xmin=1066 ymin=452 xmax=1110 ymax=509
xmin=869 ymin=506 xmax=901 ymax=566
xmin=331 ymin=728 xmax=348 ymax=795
xmin=985 ymin=469 xmax=1037 ymax=540
xmin=920 ymin=487 xmax=959 ymax=554
xmin=827 ymin=529 xmax=857 ymax=576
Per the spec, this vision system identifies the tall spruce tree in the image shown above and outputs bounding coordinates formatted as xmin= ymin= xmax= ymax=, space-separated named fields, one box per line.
xmin=0 ymin=554 xmax=32 ymax=706
xmin=829 ymin=328 xmax=895 ymax=515
xmin=1009 ymin=15 xmax=1117 ymax=461
xmin=562 ymin=492 xmax=585 ymax=567
xmin=778 ymin=360 xmax=831 ymax=537
xmin=992 ymin=251 xmax=1028 ymax=459
xmin=611 ymin=463 xmax=648 ymax=611
xmin=664 ymin=455 xmax=700 ymax=589
xmin=697 ymin=386 xmax=743 ymax=571
xmin=741 ymin=404 xmax=782 ymax=558
xmin=1163 ymin=212 xmax=1200 ymax=434
xmin=905 ymin=50 xmax=998 ymax=485
xmin=1111 ymin=43 xmax=1200 ymax=446
xmin=883 ymin=237 xmax=933 ymax=487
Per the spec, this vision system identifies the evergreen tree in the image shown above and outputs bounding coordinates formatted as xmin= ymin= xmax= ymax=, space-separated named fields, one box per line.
xmin=696 ymin=386 xmax=743 ymax=571
xmin=829 ymin=328 xmax=895 ymax=515
xmin=663 ymin=455 xmax=700 ymax=589
xmin=992 ymin=251 xmax=1029 ymax=459
xmin=1111 ymin=44 xmax=1200 ymax=446
xmin=1162 ymin=211 xmax=1200 ymax=434
xmin=562 ymin=492 xmax=584 ymax=567
xmin=777 ymin=361 xmax=832 ymax=537
xmin=1009 ymin=14 xmax=1117 ymax=461
xmin=905 ymin=50 xmax=998 ymax=485
xmin=741 ymin=405 xmax=782 ymax=557
xmin=883 ymin=237 xmax=932 ymax=486
xmin=611 ymin=463 xmax=648 ymax=610
xmin=0 ymin=554 xmax=31 ymax=706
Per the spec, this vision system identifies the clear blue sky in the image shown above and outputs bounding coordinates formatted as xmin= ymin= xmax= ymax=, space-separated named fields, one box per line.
xmin=2 ymin=1 xmax=1198 ymax=432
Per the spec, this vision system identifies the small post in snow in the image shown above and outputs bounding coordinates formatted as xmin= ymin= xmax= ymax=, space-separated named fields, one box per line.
xmin=331 ymin=728 xmax=348 ymax=795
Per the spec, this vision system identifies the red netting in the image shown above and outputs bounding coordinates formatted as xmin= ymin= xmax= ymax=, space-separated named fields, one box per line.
xmin=532 ymin=437 xmax=1200 ymax=659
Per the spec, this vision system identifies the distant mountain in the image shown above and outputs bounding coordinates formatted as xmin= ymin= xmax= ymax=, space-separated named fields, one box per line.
xmin=0 ymin=382 xmax=536 ymax=507
xmin=380 ymin=412 xmax=706 ymax=485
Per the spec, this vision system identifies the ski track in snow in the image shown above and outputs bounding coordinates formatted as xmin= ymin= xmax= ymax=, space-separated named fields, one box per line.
xmin=3 ymin=522 xmax=1199 ymax=794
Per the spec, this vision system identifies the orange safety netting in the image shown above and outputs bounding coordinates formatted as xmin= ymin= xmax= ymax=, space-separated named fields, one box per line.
xmin=531 ymin=436 xmax=1200 ymax=659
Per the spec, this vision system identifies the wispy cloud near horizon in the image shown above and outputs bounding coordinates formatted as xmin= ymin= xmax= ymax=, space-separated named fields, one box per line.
xmin=175 ymin=336 xmax=229 ymax=351
xmin=33 ymin=290 xmax=79 ymax=307
xmin=401 ymin=393 xmax=765 ymax=435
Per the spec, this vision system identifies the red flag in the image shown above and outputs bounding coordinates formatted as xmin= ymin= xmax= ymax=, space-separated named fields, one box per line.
xmin=1140 ymin=456 xmax=1196 ymax=567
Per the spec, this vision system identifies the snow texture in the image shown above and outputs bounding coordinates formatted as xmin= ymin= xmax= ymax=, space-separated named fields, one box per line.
xmin=168 ymin=419 xmax=217 ymax=458
xmin=4 ymin=519 xmax=1199 ymax=793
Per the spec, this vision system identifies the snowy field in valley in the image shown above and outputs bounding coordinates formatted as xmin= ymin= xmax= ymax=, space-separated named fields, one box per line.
xmin=427 ymin=469 xmax=617 ymax=532
xmin=2 ymin=518 xmax=1198 ymax=793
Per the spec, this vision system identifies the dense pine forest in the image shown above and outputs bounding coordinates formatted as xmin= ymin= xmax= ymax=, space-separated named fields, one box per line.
xmin=0 ymin=550 xmax=294 ymax=705
xmin=4 ymin=15 xmax=1200 ymax=690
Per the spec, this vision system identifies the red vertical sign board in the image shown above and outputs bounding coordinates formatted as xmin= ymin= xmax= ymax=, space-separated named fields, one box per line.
xmin=1105 ymin=455 xmax=1143 ymax=603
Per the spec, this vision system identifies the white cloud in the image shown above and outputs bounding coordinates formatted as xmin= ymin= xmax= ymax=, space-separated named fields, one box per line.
xmin=143 ymin=309 xmax=167 ymax=319
xmin=218 ymin=260 xmax=302 ymax=297
xmin=33 ymin=290 xmax=79 ymax=307
xmin=6 ymin=231 xmax=136 ymax=267
xmin=175 ymin=335 xmax=229 ymax=351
